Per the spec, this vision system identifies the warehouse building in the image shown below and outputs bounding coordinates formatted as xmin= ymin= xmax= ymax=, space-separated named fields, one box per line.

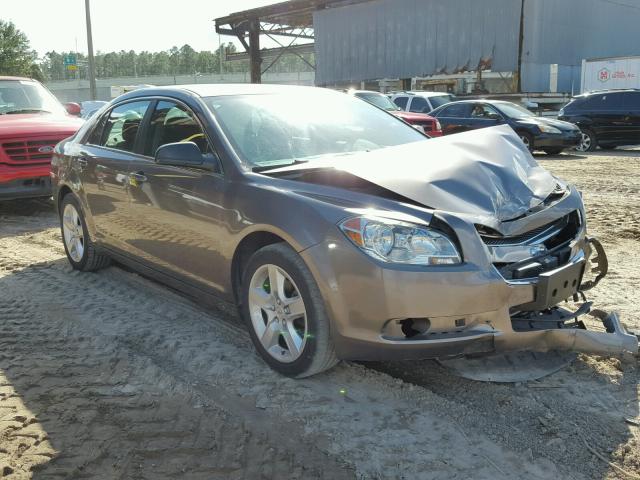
xmin=215 ymin=0 xmax=640 ymax=94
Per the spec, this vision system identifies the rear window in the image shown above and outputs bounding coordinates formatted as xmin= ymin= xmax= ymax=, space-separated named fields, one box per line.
xmin=429 ymin=94 xmax=456 ymax=109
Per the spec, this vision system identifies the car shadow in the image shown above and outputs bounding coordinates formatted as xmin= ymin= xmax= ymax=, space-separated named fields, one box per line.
xmin=0 ymin=198 xmax=58 ymax=237
xmin=533 ymin=152 xmax=588 ymax=161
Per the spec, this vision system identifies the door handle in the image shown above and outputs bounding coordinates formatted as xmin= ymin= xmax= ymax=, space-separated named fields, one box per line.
xmin=129 ymin=172 xmax=147 ymax=184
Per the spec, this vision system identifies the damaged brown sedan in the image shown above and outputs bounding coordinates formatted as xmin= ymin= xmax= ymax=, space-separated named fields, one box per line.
xmin=51 ymin=85 xmax=638 ymax=378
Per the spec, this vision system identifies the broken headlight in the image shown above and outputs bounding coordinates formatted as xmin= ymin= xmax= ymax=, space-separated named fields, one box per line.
xmin=339 ymin=216 xmax=461 ymax=265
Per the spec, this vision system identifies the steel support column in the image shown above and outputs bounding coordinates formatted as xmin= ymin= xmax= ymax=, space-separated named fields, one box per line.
xmin=249 ymin=20 xmax=262 ymax=84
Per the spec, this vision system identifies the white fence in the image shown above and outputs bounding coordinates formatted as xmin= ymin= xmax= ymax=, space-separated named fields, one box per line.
xmin=47 ymin=72 xmax=316 ymax=102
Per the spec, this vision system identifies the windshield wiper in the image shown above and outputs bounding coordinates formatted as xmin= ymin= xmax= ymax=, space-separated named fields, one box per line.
xmin=3 ymin=108 xmax=51 ymax=115
xmin=252 ymin=159 xmax=309 ymax=173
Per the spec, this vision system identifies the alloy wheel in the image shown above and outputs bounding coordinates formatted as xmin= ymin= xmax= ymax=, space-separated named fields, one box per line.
xmin=576 ymin=132 xmax=592 ymax=152
xmin=519 ymin=134 xmax=531 ymax=150
xmin=62 ymin=203 xmax=85 ymax=262
xmin=248 ymin=264 xmax=308 ymax=363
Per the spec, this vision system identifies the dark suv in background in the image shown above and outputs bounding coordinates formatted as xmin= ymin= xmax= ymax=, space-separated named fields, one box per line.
xmin=559 ymin=89 xmax=640 ymax=151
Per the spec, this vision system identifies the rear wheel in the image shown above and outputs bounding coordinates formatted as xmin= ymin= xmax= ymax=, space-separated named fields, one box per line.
xmin=576 ymin=129 xmax=597 ymax=152
xmin=518 ymin=132 xmax=534 ymax=152
xmin=543 ymin=147 xmax=564 ymax=155
xmin=60 ymin=194 xmax=110 ymax=271
xmin=241 ymin=243 xmax=338 ymax=378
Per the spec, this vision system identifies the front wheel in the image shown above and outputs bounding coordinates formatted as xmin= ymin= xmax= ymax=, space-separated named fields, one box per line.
xmin=576 ymin=129 xmax=597 ymax=152
xmin=518 ymin=132 xmax=534 ymax=152
xmin=60 ymin=194 xmax=111 ymax=271
xmin=240 ymin=243 xmax=338 ymax=378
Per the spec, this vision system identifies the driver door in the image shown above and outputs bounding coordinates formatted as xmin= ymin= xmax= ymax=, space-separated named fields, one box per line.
xmin=125 ymin=99 xmax=229 ymax=291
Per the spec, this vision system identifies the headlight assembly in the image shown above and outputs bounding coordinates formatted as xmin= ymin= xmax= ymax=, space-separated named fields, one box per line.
xmin=339 ymin=216 xmax=461 ymax=265
xmin=538 ymin=124 xmax=562 ymax=134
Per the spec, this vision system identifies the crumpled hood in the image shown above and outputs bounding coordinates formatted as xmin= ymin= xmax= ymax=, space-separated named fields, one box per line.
xmin=272 ymin=125 xmax=559 ymax=223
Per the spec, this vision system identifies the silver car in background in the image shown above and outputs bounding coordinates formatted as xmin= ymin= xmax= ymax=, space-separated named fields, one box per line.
xmin=51 ymin=85 xmax=637 ymax=378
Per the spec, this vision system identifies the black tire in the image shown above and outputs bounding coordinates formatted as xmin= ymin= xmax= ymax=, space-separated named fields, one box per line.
xmin=543 ymin=147 xmax=564 ymax=155
xmin=59 ymin=194 xmax=111 ymax=272
xmin=240 ymin=243 xmax=338 ymax=378
xmin=577 ymin=129 xmax=597 ymax=152
xmin=518 ymin=132 xmax=534 ymax=152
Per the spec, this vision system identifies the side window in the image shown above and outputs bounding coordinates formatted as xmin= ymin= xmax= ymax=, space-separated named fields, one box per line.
xmin=606 ymin=92 xmax=629 ymax=109
xmin=393 ymin=96 xmax=408 ymax=110
xmin=628 ymin=92 xmax=640 ymax=110
xmin=145 ymin=101 xmax=211 ymax=156
xmin=471 ymin=104 xmax=500 ymax=118
xmin=87 ymin=113 xmax=107 ymax=145
xmin=584 ymin=94 xmax=606 ymax=110
xmin=101 ymin=101 xmax=151 ymax=152
xmin=438 ymin=103 xmax=473 ymax=118
xmin=409 ymin=96 xmax=430 ymax=113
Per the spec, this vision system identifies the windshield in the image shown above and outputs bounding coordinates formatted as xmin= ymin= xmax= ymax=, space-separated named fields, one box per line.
xmin=0 ymin=80 xmax=66 ymax=115
xmin=494 ymin=102 xmax=534 ymax=119
xmin=204 ymin=91 xmax=426 ymax=169
xmin=428 ymin=94 xmax=457 ymax=109
xmin=354 ymin=92 xmax=400 ymax=111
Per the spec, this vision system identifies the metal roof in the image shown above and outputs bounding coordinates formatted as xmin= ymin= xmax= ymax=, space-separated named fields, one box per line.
xmin=214 ymin=0 xmax=368 ymax=31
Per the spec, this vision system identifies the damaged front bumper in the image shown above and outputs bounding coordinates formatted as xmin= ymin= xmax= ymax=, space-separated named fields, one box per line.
xmin=301 ymin=231 xmax=639 ymax=362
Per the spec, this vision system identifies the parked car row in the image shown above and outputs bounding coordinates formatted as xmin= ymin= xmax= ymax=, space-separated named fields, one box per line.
xmin=370 ymin=88 xmax=639 ymax=154
xmin=0 ymin=77 xmax=636 ymax=377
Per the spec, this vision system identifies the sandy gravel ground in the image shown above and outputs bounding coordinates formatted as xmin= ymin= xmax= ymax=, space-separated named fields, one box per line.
xmin=1 ymin=150 xmax=639 ymax=479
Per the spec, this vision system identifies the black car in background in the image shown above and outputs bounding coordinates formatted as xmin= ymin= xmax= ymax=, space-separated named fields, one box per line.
xmin=430 ymin=100 xmax=582 ymax=155
xmin=558 ymin=89 xmax=640 ymax=152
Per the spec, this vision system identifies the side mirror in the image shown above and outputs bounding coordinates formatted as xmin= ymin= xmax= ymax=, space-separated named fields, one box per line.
xmin=64 ymin=102 xmax=81 ymax=116
xmin=487 ymin=113 xmax=502 ymax=121
xmin=155 ymin=142 xmax=220 ymax=172
xmin=155 ymin=142 xmax=204 ymax=167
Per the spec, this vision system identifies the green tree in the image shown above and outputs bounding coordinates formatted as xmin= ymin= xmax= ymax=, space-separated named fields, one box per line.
xmin=0 ymin=20 xmax=41 ymax=79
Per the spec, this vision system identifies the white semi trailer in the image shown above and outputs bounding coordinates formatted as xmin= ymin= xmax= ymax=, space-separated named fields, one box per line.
xmin=581 ymin=56 xmax=640 ymax=93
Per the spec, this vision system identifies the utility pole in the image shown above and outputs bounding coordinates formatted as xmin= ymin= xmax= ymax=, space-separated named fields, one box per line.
xmin=218 ymin=34 xmax=223 ymax=75
xmin=84 ymin=0 xmax=97 ymax=100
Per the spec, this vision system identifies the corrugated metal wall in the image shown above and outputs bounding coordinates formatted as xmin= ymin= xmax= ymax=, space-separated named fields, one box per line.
xmin=521 ymin=0 xmax=640 ymax=92
xmin=314 ymin=0 xmax=640 ymax=92
xmin=314 ymin=0 xmax=521 ymax=85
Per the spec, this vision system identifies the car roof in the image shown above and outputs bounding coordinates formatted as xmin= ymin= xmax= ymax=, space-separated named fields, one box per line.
xmin=575 ymin=88 xmax=639 ymax=98
xmin=122 ymin=83 xmax=323 ymax=100
xmin=393 ymin=91 xmax=452 ymax=98
xmin=351 ymin=90 xmax=384 ymax=95
xmin=0 ymin=76 xmax=36 ymax=82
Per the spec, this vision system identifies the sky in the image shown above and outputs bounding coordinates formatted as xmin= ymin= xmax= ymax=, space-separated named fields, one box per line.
xmin=3 ymin=0 xmax=277 ymax=57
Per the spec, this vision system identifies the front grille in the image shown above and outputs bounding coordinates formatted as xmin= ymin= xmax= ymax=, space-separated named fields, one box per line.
xmin=485 ymin=211 xmax=583 ymax=281
xmin=481 ymin=217 xmax=568 ymax=246
xmin=1 ymin=138 xmax=63 ymax=165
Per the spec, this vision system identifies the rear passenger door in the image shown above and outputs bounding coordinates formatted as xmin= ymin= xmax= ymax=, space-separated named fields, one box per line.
xmin=583 ymin=93 xmax=627 ymax=145
xmin=621 ymin=92 xmax=640 ymax=145
xmin=125 ymin=99 xmax=229 ymax=290
xmin=432 ymin=103 xmax=474 ymax=135
xmin=78 ymin=100 xmax=152 ymax=251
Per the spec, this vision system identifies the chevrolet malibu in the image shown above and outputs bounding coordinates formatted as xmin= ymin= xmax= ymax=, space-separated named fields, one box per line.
xmin=51 ymin=85 xmax=638 ymax=378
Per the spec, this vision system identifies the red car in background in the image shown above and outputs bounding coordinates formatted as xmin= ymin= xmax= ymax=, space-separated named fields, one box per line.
xmin=0 ymin=77 xmax=83 ymax=201
xmin=350 ymin=90 xmax=443 ymax=137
